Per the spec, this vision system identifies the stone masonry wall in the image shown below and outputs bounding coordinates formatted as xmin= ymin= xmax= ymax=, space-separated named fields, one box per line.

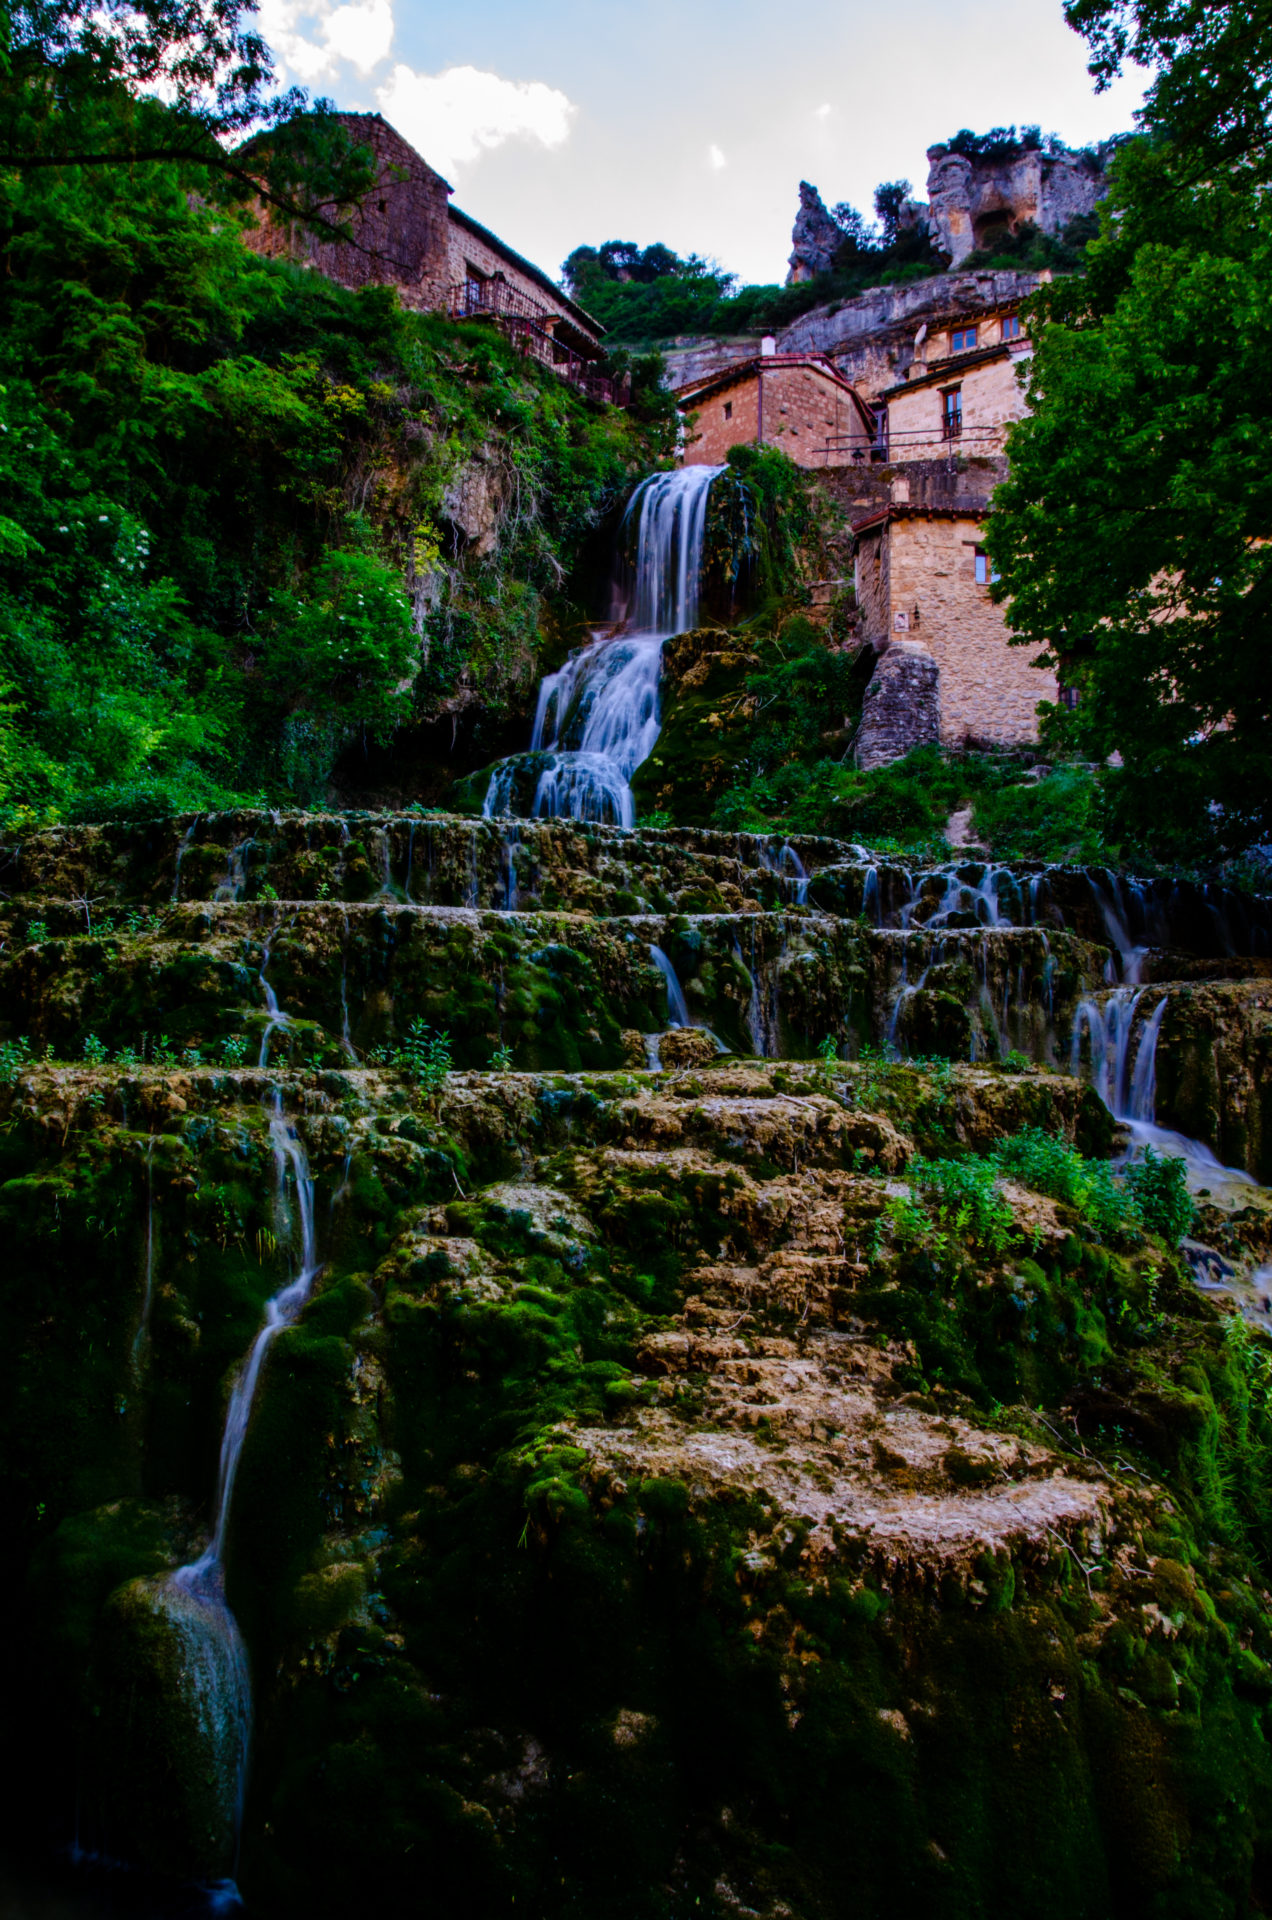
xmin=886 ymin=352 xmax=1030 ymax=460
xmin=854 ymin=522 xmax=891 ymax=647
xmin=447 ymin=219 xmax=590 ymax=339
xmin=682 ymin=376 xmax=759 ymax=465
xmin=682 ymin=364 xmax=868 ymax=468
xmin=242 ymin=113 xmax=452 ymax=311
xmin=887 ymin=514 xmax=1056 ymax=745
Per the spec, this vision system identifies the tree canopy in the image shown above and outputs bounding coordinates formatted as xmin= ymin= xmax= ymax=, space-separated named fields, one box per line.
xmin=0 ymin=0 xmax=373 ymax=228
xmin=988 ymin=0 xmax=1272 ymax=859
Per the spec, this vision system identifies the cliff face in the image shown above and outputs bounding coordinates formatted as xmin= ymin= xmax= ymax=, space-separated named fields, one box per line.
xmin=774 ymin=268 xmax=1044 ymax=396
xmin=925 ymin=142 xmax=1108 ymax=268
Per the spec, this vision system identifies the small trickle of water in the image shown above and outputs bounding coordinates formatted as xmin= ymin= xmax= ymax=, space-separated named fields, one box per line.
xmin=158 ymin=1088 xmax=323 ymax=1873
xmin=649 ymin=945 xmax=691 ymax=1028
xmin=171 ymin=820 xmax=199 ymax=905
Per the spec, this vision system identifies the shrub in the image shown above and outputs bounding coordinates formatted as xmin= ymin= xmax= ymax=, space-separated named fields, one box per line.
xmin=396 ymin=1021 xmax=451 ymax=1093
xmin=81 ymin=1033 xmax=108 ymax=1065
xmin=1125 ymin=1147 xmax=1195 ymax=1245
xmin=992 ymin=1126 xmax=1140 ymax=1240
xmin=908 ymin=1154 xmax=1014 ymax=1255
xmin=0 ymin=1035 xmax=32 ymax=1083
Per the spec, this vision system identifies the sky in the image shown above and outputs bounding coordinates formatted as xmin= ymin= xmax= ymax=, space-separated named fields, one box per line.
xmin=255 ymin=0 xmax=1149 ymax=288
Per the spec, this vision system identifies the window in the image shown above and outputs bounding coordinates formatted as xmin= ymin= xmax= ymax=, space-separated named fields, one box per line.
xmin=951 ymin=326 xmax=978 ymax=352
xmin=724 ymin=400 xmax=733 ymax=420
xmin=942 ymin=387 xmax=963 ymax=439
xmin=870 ymin=403 xmax=888 ymax=461
xmin=974 ymin=546 xmax=1000 ymax=585
xmin=1059 ymin=684 xmax=1080 ymax=711
xmin=1002 ymin=314 xmax=1022 ymax=341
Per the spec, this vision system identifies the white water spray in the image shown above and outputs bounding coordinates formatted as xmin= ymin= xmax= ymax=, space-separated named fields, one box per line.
xmin=484 ymin=465 xmax=723 ymax=826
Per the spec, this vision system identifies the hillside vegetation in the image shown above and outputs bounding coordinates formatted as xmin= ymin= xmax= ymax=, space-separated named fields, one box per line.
xmin=0 ymin=123 xmax=671 ymax=828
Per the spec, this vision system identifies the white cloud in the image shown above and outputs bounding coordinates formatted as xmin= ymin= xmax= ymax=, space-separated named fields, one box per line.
xmin=708 ymin=143 xmax=727 ymax=170
xmin=257 ymin=0 xmax=394 ymax=81
xmin=376 ymin=63 xmax=576 ymax=177
xmin=815 ymin=102 xmax=832 ymax=117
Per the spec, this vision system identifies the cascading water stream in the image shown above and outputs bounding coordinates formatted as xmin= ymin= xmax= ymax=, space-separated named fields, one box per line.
xmin=154 ymin=1088 xmax=323 ymax=1891
xmin=649 ymin=945 xmax=692 ymax=1028
xmin=483 ymin=465 xmax=723 ymax=827
xmin=1071 ymin=988 xmax=1256 ymax=1196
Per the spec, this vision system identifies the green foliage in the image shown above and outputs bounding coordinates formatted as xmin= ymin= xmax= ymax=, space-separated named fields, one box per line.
xmin=395 ymin=1021 xmax=451 ymax=1093
xmin=992 ymin=1126 xmax=1141 ymax=1240
xmin=560 ymin=198 xmax=945 ymax=349
xmin=220 ymin=1034 xmax=249 ymax=1066
xmin=1125 ymin=1145 xmax=1196 ymax=1244
xmin=0 ymin=87 xmax=664 ymax=825
xmin=81 ymin=1033 xmax=109 ymax=1066
xmin=0 ymin=1035 xmax=33 ymax=1084
xmin=972 ymin=763 xmax=1107 ymax=864
xmin=489 ymin=1042 xmax=513 ymax=1071
xmin=908 ymin=1154 xmax=1015 ymax=1255
xmin=987 ymin=10 xmax=1272 ymax=858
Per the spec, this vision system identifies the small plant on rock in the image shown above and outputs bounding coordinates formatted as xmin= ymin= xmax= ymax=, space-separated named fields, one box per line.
xmin=0 ymin=1035 xmax=32 ymax=1083
xmin=25 ymin=920 xmax=47 ymax=944
xmin=81 ymin=1033 xmax=109 ymax=1065
xmin=490 ymin=1042 xmax=514 ymax=1071
xmin=396 ymin=1021 xmax=451 ymax=1093
xmin=1125 ymin=1146 xmax=1195 ymax=1246
xmin=220 ymin=1034 xmax=249 ymax=1066
xmin=816 ymin=1035 xmax=840 ymax=1065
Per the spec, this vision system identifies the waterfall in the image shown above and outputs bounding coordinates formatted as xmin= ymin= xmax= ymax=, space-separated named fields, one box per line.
xmin=1071 ymin=988 xmax=1257 ymax=1193
xmin=257 ymin=925 xmax=290 ymax=1068
xmin=483 ymin=465 xmax=723 ymax=827
xmin=649 ymin=946 xmax=691 ymax=1027
xmin=156 ymin=1087 xmax=324 ymax=1876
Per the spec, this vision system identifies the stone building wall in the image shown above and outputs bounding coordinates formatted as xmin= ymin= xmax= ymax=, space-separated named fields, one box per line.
xmin=854 ymin=519 xmax=891 ymax=644
xmin=682 ymin=376 xmax=760 ymax=465
xmin=241 ymin=112 xmax=453 ymax=311
xmin=680 ymin=360 xmax=870 ymax=467
xmin=884 ymin=350 xmax=1030 ymax=460
xmin=855 ymin=510 xmax=1056 ymax=747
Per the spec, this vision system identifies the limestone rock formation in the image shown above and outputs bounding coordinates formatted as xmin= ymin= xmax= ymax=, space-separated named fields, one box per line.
xmin=787 ymin=181 xmax=845 ymax=285
xmin=926 ymin=138 xmax=1109 ymax=268
xmin=855 ymin=639 xmax=941 ymax=769
xmin=6 ymin=808 xmax=1272 ymax=1916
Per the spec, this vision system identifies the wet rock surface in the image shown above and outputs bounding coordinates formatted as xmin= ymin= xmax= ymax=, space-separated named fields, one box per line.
xmin=4 ymin=814 xmax=1272 ymax=1917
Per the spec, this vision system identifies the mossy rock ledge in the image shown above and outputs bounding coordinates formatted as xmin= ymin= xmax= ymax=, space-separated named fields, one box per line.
xmin=2 ymin=812 xmax=1272 ymax=1918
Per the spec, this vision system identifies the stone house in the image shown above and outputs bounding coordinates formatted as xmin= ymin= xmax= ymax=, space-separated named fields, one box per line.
xmin=669 ymin=255 xmax=1048 ymax=755
xmin=242 ymin=112 xmax=607 ymax=383
xmin=874 ymin=301 xmax=1031 ymax=459
xmin=676 ymin=346 xmax=876 ymax=468
xmin=852 ymin=504 xmax=1056 ymax=752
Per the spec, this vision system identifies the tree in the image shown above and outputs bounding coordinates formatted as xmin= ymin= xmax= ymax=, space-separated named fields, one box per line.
xmin=0 ymin=0 xmax=374 ymax=230
xmin=986 ymin=5 xmax=1272 ymax=857
xmin=1063 ymin=0 xmax=1272 ymax=186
